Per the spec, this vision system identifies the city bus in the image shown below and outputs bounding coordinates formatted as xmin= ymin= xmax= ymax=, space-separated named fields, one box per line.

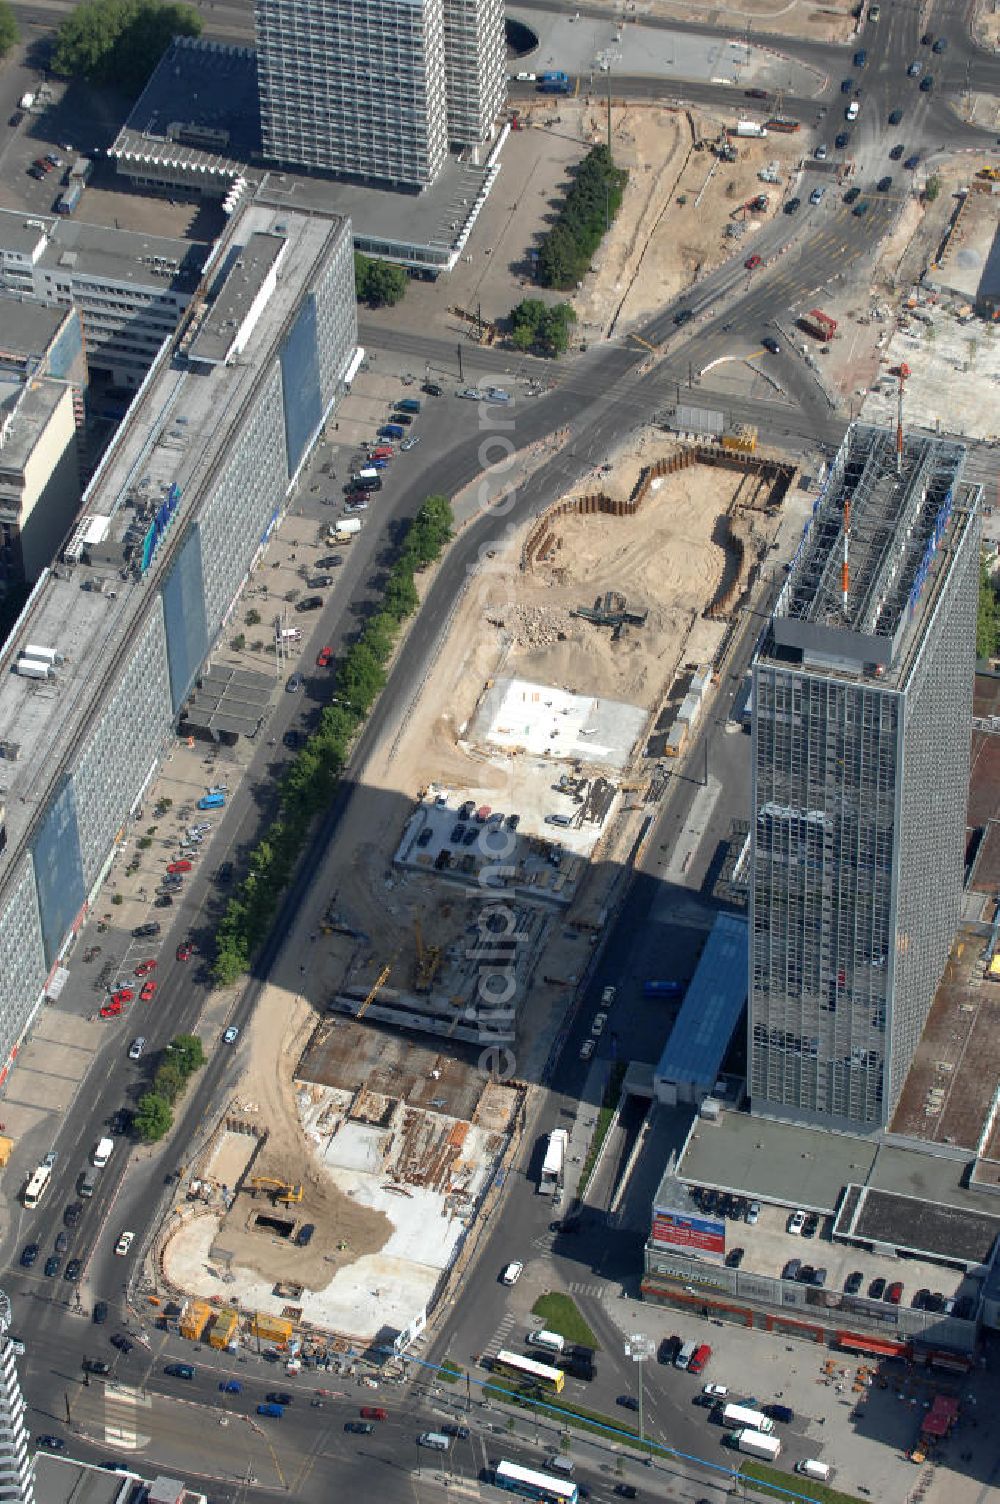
xmin=23 ymin=1163 xmax=52 ymax=1209
xmin=491 ymin=1350 xmax=565 ymax=1395
xmin=539 ymin=1128 xmax=567 ymax=1195
xmin=494 ymin=1461 xmax=578 ymax=1504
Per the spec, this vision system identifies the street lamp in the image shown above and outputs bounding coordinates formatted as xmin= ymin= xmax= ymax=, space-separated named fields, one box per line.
xmin=624 ymin=1333 xmax=654 ymax=1448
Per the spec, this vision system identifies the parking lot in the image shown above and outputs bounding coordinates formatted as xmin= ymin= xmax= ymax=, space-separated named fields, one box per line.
xmin=687 ymin=1185 xmax=977 ymax=1315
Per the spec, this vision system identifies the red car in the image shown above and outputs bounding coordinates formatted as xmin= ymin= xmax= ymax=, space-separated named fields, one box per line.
xmin=167 ymin=860 xmax=192 ymax=874
xmin=176 ymin=942 xmax=196 ymax=962
xmin=687 ymin=1343 xmax=712 ymax=1375
xmin=112 ymin=987 xmax=134 ymax=1006
xmin=140 ymin=981 xmax=157 ymax=1002
xmin=316 ymin=646 xmax=334 ymax=668
xmin=134 ymin=959 xmax=157 ymax=977
xmin=100 ymin=1001 xmax=122 ymax=1019
xmin=745 ymin=254 xmax=762 ymax=271
xmin=887 ymin=1281 xmax=904 ymax=1304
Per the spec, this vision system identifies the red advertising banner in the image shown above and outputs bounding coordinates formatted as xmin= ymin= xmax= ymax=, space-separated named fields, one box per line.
xmin=651 ymin=1210 xmax=726 ymax=1258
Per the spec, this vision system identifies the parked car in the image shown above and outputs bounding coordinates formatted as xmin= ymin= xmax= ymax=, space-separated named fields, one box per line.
xmin=844 ymin=1270 xmax=864 ymax=1294
xmin=64 ymin=1260 xmax=82 ymax=1282
xmin=20 ymin=1244 xmax=39 ymax=1268
xmin=134 ymin=959 xmax=157 ymax=976
xmin=591 ymin=1011 xmax=608 ymax=1036
xmin=579 ymin=1038 xmax=596 ymax=1060
xmin=44 ymin=1256 xmax=61 ymax=1277
xmin=886 ymin=1281 xmax=904 ymax=1304
xmin=844 ymin=186 xmax=861 ymax=203
xmin=877 ymin=175 xmax=893 ymax=191
xmin=745 ymin=1201 xmax=760 ymax=1225
xmin=783 ymin=1258 xmax=802 ymax=1280
xmin=869 ymin=1276 xmax=886 ymax=1300
xmin=616 ymin=1395 xmax=639 ymax=1411
xmin=802 ymin=1213 xmax=819 ymax=1238
xmin=907 ymin=60 xmax=922 ymax=75
xmin=296 ymin=595 xmax=323 ymax=613
xmin=140 ymin=981 xmax=156 ymax=1003
xmin=725 ymin=1247 xmax=744 ymax=1268
xmin=835 ymin=132 xmax=850 ymax=148
xmin=167 ymin=860 xmax=192 ymax=874
xmin=889 ymin=144 xmax=904 ymax=160
xmin=296 ymin=1223 xmax=315 ymax=1246
xmin=889 ymin=108 xmax=905 ymax=123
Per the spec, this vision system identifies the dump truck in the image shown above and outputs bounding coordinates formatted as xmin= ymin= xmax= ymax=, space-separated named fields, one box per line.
xmin=799 ymin=308 xmax=838 ymax=341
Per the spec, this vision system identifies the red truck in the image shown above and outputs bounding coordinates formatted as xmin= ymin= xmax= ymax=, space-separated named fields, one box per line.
xmin=799 ymin=308 xmax=838 ymax=341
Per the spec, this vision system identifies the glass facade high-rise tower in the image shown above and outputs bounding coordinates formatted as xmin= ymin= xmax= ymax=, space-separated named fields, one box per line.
xmin=750 ymin=426 xmax=980 ymax=1134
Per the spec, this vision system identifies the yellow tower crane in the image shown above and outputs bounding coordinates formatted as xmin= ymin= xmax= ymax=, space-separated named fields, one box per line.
xmin=357 ymin=965 xmax=391 ymax=1020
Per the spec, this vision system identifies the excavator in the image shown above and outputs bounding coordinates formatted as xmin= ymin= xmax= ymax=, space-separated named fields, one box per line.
xmin=249 ymin=1176 xmax=303 ymax=1204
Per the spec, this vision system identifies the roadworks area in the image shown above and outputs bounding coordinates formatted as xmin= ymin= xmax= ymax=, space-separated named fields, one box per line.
xmin=148 ymin=433 xmax=793 ymax=1351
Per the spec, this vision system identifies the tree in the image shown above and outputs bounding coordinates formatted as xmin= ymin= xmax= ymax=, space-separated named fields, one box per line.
xmin=354 ymin=252 xmax=408 ymax=308
xmin=52 ymin=0 xmax=201 ymax=94
xmin=153 ymin=1060 xmax=186 ymax=1104
xmin=924 ymin=175 xmax=941 ymax=203
xmin=509 ymin=299 xmax=576 ymax=356
xmin=0 ymin=1 xmax=19 ymax=58
xmin=168 ymin=1033 xmax=206 ymax=1076
xmin=536 ymin=145 xmax=628 ymax=291
xmin=135 ymin=1092 xmax=173 ymax=1142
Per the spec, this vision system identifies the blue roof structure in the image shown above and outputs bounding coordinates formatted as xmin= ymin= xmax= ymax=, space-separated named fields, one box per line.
xmin=654 ymin=913 xmax=748 ymax=1098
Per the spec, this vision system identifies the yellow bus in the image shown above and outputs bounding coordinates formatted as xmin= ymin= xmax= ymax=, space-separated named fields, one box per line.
xmin=492 ymin=1350 xmax=565 ymax=1395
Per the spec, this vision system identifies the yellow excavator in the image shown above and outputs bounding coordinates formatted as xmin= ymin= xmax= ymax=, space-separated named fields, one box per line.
xmin=249 ymin=1176 xmax=303 ymax=1204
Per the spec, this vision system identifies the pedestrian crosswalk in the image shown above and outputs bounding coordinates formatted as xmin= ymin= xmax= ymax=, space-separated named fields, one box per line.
xmin=481 ymin=1312 xmax=516 ymax=1360
xmin=100 ymin=1382 xmax=152 ymax=1450
xmin=567 ymin=1281 xmax=609 ymax=1299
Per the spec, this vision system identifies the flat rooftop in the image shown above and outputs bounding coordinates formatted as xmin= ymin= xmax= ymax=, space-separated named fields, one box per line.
xmin=189 ymin=231 xmax=286 ymax=365
xmin=678 ymin=1110 xmax=1000 ymax=1266
xmin=767 ymin=425 xmax=973 ymax=682
xmin=0 ymin=295 xmax=69 ymax=359
xmin=122 ymin=37 xmax=262 ymax=159
xmin=470 ymin=676 xmax=647 ymax=771
xmin=890 ymin=920 xmax=1000 ymax=1150
xmin=0 ymin=374 xmax=68 ymax=473
xmin=655 ymin=912 xmax=748 ymax=1092
xmin=0 ymin=202 xmax=347 ymax=902
xmin=0 ymin=208 xmax=204 ymax=292
xmin=108 ymin=38 xmax=499 ymax=270
xmin=33 ymin=1454 xmax=138 ymax=1504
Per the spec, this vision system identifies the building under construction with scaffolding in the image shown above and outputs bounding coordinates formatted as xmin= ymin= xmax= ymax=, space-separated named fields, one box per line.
xmin=750 ymin=424 xmax=981 ymax=1135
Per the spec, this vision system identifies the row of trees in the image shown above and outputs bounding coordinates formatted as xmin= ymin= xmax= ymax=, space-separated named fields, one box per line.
xmin=135 ymin=1033 xmax=206 ymax=1142
xmin=0 ymin=1 xmax=18 ymax=60
xmin=354 ymin=253 xmax=408 ymax=309
xmin=536 ymin=145 xmax=628 ymax=292
xmin=52 ymin=0 xmax=201 ymax=94
xmin=509 ymin=298 xmax=577 ymax=357
xmin=978 ymin=561 xmax=1000 ymax=660
xmin=213 ymin=495 xmax=454 ymax=986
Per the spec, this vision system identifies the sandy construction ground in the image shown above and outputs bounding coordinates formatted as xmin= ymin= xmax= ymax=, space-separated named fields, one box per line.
xmin=565 ymin=105 xmax=812 ymax=336
xmin=635 ymin=0 xmax=858 ymax=43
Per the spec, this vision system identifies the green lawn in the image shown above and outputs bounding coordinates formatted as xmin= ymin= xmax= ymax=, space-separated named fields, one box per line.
xmin=742 ymin=1459 xmax=865 ymax=1504
xmin=438 ymin=1360 xmax=461 ymax=1384
xmin=530 ymin=1293 xmax=600 ymax=1350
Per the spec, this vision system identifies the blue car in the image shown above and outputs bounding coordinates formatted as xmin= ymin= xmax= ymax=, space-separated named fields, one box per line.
xmin=219 ymin=1380 xmax=243 ymax=1393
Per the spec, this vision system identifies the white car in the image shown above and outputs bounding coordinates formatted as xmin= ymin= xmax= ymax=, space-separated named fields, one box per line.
xmin=787 ymin=1209 xmax=806 ymax=1235
xmin=746 ymin=1201 xmax=761 ymax=1225
xmin=114 ymin=1231 xmax=135 ymax=1256
xmin=485 ymin=387 xmax=511 ymax=403
xmin=400 ymin=436 xmax=420 ymax=451
xmin=703 ymin=1383 xmax=729 ymax=1398
xmin=601 ymin=986 xmax=617 ymax=1006
xmin=128 ymin=1038 xmax=146 ymax=1061
xmin=591 ymin=1011 xmax=608 ymax=1037
xmin=515 ymin=71 xmax=536 ymax=82
xmin=579 ymin=1038 xmax=596 ymax=1060
xmin=809 ymin=187 xmax=826 ymax=205
xmin=501 ymin=1261 xmax=523 ymax=1285
xmin=222 ymin=1025 xmax=240 ymax=1044
xmin=457 ymin=388 xmax=487 ymax=400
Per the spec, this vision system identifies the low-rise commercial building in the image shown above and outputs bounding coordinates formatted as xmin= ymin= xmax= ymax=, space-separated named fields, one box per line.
xmin=0 ymin=210 xmax=206 ymax=388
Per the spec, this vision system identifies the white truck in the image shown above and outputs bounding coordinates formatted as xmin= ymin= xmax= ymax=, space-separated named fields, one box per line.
xmin=18 ymin=91 xmax=35 ymax=111
xmin=92 ymin=1136 xmax=114 ymax=1168
xmin=722 ymin=1403 xmax=774 ymax=1433
xmin=734 ymin=121 xmax=768 ymax=137
xmin=731 ymin=1428 xmax=782 ymax=1460
xmin=328 ymin=517 xmax=362 ymax=544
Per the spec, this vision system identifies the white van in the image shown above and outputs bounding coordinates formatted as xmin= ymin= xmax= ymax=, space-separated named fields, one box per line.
xmin=418 ymin=1432 xmax=451 ymax=1451
xmin=796 ymin=1460 xmax=833 ymax=1482
xmin=674 ymin=1339 xmax=698 ymax=1370
xmin=527 ymin=1329 xmax=565 ymax=1355
xmin=92 ymin=1137 xmax=114 ymax=1168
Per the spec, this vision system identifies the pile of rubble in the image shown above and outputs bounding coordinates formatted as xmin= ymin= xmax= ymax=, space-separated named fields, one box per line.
xmin=486 ymin=602 xmax=576 ymax=649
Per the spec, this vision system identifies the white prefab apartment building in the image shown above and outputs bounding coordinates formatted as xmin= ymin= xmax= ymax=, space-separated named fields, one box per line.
xmin=442 ymin=0 xmax=505 ymax=152
xmin=255 ymin=0 xmax=504 ymax=186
